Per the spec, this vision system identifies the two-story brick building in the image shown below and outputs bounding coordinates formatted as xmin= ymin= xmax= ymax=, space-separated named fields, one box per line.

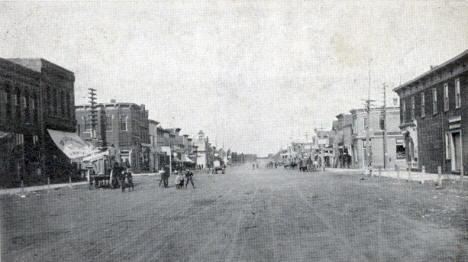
xmin=394 ymin=50 xmax=467 ymax=174
xmin=75 ymin=100 xmax=150 ymax=173
xmin=1 ymin=58 xmax=81 ymax=187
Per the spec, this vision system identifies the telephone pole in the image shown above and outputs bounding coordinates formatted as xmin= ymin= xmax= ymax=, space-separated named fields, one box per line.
xmin=364 ymin=99 xmax=375 ymax=175
xmin=88 ymin=88 xmax=98 ymax=146
xmin=382 ymin=83 xmax=387 ymax=169
xmin=364 ymin=58 xmax=375 ymax=175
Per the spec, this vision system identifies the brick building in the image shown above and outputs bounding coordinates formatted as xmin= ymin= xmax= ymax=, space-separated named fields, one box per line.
xmin=75 ymin=104 xmax=106 ymax=147
xmin=394 ymin=50 xmax=467 ymax=174
xmin=1 ymin=58 xmax=79 ymax=187
xmin=76 ymin=101 xmax=150 ymax=173
xmin=350 ymin=106 xmax=406 ymax=170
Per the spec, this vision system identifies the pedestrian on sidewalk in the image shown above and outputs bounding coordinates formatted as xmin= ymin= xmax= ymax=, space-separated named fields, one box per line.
xmin=185 ymin=169 xmax=195 ymax=189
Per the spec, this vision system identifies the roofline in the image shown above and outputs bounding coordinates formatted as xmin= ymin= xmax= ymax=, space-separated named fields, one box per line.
xmin=393 ymin=49 xmax=468 ymax=92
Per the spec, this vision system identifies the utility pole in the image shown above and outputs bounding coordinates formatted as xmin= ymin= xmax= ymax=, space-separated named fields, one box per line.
xmin=364 ymin=99 xmax=375 ymax=175
xmin=364 ymin=58 xmax=375 ymax=176
xmin=88 ymin=88 xmax=98 ymax=146
xmin=382 ymin=83 xmax=387 ymax=169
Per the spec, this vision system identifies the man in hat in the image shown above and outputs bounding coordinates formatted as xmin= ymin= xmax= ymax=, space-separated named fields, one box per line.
xmin=185 ymin=169 xmax=195 ymax=189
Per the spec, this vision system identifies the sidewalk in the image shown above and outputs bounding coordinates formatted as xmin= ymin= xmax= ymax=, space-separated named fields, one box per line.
xmin=327 ymin=168 xmax=461 ymax=183
xmin=0 ymin=170 xmax=216 ymax=196
xmin=0 ymin=181 xmax=88 ymax=196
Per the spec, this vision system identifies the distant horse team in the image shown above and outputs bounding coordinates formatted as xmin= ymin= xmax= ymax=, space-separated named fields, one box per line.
xmin=268 ymin=156 xmax=324 ymax=172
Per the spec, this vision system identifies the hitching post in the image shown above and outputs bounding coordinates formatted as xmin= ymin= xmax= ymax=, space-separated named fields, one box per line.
xmin=407 ymin=166 xmax=412 ymax=183
xmin=437 ymin=166 xmax=442 ymax=188
xmin=396 ymin=164 xmax=400 ymax=184
xmin=20 ymin=179 xmax=25 ymax=197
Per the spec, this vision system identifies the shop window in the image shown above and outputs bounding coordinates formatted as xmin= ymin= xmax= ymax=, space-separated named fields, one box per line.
xmin=396 ymin=144 xmax=406 ymax=159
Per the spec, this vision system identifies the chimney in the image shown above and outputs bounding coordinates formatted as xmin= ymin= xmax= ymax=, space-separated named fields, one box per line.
xmin=110 ymin=99 xmax=116 ymax=103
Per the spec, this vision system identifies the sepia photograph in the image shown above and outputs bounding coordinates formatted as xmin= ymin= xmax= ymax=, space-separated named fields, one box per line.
xmin=0 ymin=1 xmax=467 ymax=261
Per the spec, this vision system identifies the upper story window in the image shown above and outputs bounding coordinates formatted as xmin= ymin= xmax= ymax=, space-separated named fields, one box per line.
xmin=411 ymin=96 xmax=415 ymax=120
xmin=401 ymin=99 xmax=406 ymax=122
xmin=120 ymin=114 xmax=128 ymax=131
xmin=106 ymin=115 xmax=113 ymax=131
xmin=53 ymin=89 xmax=58 ymax=116
xmin=421 ymin=92 xmax=425 ymax=118
xmin=61 ymin=90 xmax=66 ymax=117
xmin=363 ymin=118 xmax=368 ymax=130
xmin=455 ymin=78 xmax=461 ymax=109
xmin=83 ymin=116 xmax=92 ymax=131
xmin=14 ymin=88 xmax=20 ymax=106
xmin=432 ymin=88 xmax=438 ymax=115
xmin=31 ymin=95 xmax=35 ymax=110
xmin=444 ymin=83 xmax=449 ymax=112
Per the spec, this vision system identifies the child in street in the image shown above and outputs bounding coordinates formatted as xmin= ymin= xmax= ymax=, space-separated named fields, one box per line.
xmin=174 ymin=171 xmax=184 ymax=189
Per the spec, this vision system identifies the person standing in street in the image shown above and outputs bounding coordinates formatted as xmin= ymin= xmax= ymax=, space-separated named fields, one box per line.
xmin=158 ymin=169 xmax=166 ymax=188
xmin=185 ymin=169 xmax=195 ymax=189
xmin=113 ymin=162 xmax=125 ymax=192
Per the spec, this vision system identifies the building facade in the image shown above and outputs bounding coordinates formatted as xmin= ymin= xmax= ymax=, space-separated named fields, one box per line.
xmin=1 ymin=58 xmax=77 ymax=187
xmin=75 ymin=104 xmax=106 ymax=147
xmin=350 ymin=107 xmax=406 ymax=170
xmin=394 ymin=50 xmax=468 ymax=174
xmin=76 ymin=101 xmax=150 ymax=173
xmin=332 ymin=114 xmax=353 ymax=168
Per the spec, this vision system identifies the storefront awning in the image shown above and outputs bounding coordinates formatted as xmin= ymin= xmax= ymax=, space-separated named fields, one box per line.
xmin=183 ymin=155 xmax=195 ymax=163
xmin=82 ymin=150 xmax=109 ymax=162
xmin=47 ymin=129 xmax=94 ymax=160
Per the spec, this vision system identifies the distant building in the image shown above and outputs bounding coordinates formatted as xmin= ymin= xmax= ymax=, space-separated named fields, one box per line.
xmin=332 ymin=114 xmax=353 ymax=168
xmin=148 ymin=119 xmax=161 ymax=172
xmin=75 ymin=104 xmax=106 ymax=147
xmin=394 ymin=50 xmax=468 ymax=174
xmin=1 ymin=58 xmax=78 ymax=187
xmin=194 ymin=130 xmax=210 ymax=168
xmin=350 ymin=107 xmax=406 ymax=169
xmin=75 ymin=100 xmax=150 ymax=173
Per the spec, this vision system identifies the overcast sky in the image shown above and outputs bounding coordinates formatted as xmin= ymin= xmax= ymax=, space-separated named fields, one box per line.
xmin=1 ymin=1 xmax=467 ymax=156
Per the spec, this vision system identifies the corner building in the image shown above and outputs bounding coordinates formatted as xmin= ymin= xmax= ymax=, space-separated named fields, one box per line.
xmin=394 ymin=50 xmax=468 ymax=174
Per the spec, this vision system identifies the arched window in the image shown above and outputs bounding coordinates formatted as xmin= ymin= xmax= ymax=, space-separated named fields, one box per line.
xmin=32 ymin=93 xmax=38 ymax=123
xmin=5 ymin=85 xmax=11 ymax=118
xmin=24 ymin=90 xmax=30 ymax=121
xmin=53 ymin=88 xmax=58 ymax=116
xmin=15 ymin=87 xmax=21 ymax=120
xmin=66 ymin=92 xmax=71 ymax=118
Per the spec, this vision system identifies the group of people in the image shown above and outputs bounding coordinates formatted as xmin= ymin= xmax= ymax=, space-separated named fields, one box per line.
xmin=111 ymin=161 xmax=134 ymax=192
xmin=252 ymin=162 xmax=259 ymax=169
xmin=158 ymin=168 xmax=195 ymax=189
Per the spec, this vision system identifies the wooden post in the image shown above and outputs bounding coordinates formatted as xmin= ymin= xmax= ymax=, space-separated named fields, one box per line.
xmin=437 ymin=166 xmax=442 ymax=188
xmin=396 ymin=164 xmax=400 ymax=184
xmin=20 ymin=179 xmax=26 ymax=198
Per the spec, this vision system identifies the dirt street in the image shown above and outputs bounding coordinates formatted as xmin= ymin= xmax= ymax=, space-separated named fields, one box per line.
xmin=1 ymin=165 xmax=468 ymax=262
